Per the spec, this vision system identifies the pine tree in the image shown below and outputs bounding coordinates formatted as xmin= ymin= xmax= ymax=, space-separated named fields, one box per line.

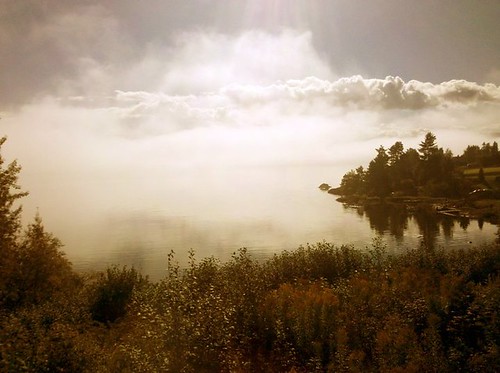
xmin=0 ymin=137 xmax=28 ymax=253
xmin=0 ymin=137 xmax=29 ymax=306
xmin=418 ymin=132 xmax=438 ymax=161
xmin=15 ymin=214 xmax=74 ymax=306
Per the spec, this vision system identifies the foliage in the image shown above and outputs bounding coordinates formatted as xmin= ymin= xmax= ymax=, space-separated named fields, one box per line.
xmin=340 ymin=166 xmax=365 ymax=196
xmin=338 ymin=133 xmax=500 ymax=198
xmin=460 ymin=142 xmax=500 ymax=168
xmin=10 ymin=215 xmax=78 ymax=308
xmin=79 ymin=242 xmax=500 ymax=372
xmin=0 ymin=137 xmax=29 ymax=308
xmin=1 ymin=239 xmax=500 ymax=372
xmin=366 ymin=146 xmax=391 ymax=197
xmin=0 ymin=137 xmax=28 ymax=250
xmin=88 ymin=266 xmax=143 ymax=324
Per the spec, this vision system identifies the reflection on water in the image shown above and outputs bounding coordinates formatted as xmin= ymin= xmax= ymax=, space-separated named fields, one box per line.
xmin=66 ymin=197 xmax=498 ymax=281
xmin=23 ymin=166 xmax=499 ymax=281
xmin=351 ymin=202 xmax=496 ymax=251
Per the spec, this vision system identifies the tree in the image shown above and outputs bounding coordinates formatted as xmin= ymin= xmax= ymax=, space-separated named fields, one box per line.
xmin=0 ymin=137 xmax=29 ymax=307
xmin=0 ymin=137 xmax=28 ymax=253
xmin=462 ymin=145 xmax=481 ymax=166
xmin=478 ymin=167 xmax=484 ymax=182
xmin=492 ymin=142 xmax=500 ymax=164
xmin=366 ymin=146 xmax=391 ymax=197
xmin=417 ymin=132 xmax=447 ymax=186
xmin=12 ymin=214 xmax=76 ymax=306
xmin=418 ymin=132 xmax=438 ymax=162
xmin=340 ymin=166 xmax=366 ymax=195
xmin=388 ymin=141 xmax=404 ymax=166
xmin=388 ymin=141 xmax=405 ymax=192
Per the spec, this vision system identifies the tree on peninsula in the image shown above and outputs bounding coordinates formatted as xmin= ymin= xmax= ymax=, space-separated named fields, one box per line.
xmin=336 ymin=131 xmax=500 ymax=198
xmin=366 ymin=146 xmax=391 ymax=197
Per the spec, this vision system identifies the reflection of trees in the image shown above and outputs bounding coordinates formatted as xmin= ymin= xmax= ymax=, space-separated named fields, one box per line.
xmin=413 ymin=207 xmax=440 ymax=249
xmin=354 ymin=202 xmax=482 ymax=248
xmin=478 ymin=219 xmax=484 ymax=230
xmin=441 ymin=216 xmax=454 ymax=239
xmin=389 ymin=205 xmax=409 ymax=238
xmin=364 ymin=204 xmax=389 ymax=235
xmin=459 ymin=217 xmax=470 ymax=230
xmin=413 ymin=209 xmax=463 ymax=248
xmin=364 ymin=204 xmax=408 ymax=238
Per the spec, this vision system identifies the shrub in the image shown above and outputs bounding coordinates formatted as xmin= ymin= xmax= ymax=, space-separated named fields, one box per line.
xmin=89 ymin=266 xmax=142 ymax=323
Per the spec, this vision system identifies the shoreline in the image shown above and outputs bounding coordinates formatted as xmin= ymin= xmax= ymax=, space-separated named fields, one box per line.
xmin=320 ymin=184 xmax=500 ymax=224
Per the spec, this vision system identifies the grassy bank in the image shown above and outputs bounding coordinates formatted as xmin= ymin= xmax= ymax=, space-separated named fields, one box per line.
xmin=463 ymin=166 xmax=500 ymax=186
xmin=2 ymin=240 xmax=500 ymax=372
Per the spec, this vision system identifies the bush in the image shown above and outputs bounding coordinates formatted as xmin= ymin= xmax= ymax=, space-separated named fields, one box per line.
xmin=89 ymin=266 xmax=142 ymax=323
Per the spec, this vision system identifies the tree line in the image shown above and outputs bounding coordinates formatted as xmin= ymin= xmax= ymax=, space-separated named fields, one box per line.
xmin=339 ymin=132 xmax=500 ymax=198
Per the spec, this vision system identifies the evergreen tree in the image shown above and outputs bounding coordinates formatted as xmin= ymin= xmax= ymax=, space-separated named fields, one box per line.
xmin=418 ymin=132 xmax=438 ymax=161
xmin=14 ymin=214 xmax=75 ymax=306
xmin=0 ymin=137 xmax=28 ymax=253
xmin=492 ymin=142 xmax=499 ymax=164
xmin=418 ymin=132 xmax=445 ymax=186
xmin=478 ymin=167 xmax=485 ymax=183
xmin=0 ymin=137 xmax=29 ymax=307
xmin=340 ymin=166 xmax=366 ymax=195
xmin=388 ymin=141 xmax=405 ymax=191
xmin=388 ymin=141 xmax=404 ymax=166
xmin=366 ymin=146 xmax=391 ymax=197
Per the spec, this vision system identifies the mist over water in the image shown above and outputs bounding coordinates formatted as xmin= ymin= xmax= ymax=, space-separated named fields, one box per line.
xmin=13 ymin=163 xmax=496 ymax=281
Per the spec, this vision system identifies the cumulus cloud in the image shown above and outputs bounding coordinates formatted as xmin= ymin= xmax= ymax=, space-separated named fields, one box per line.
xmin=104 ymin=76 xmax=500 ymax=137
xmin=220 ymin=76 xmax=500 ymax=110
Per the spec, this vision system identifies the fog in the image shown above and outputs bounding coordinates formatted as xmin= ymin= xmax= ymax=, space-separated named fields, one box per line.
xmin=1 ymin=28 xmax=499 ymax=274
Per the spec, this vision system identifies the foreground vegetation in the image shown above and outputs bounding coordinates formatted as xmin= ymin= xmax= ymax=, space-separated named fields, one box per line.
xmin=2 ymin=240 xmax=500 ymax=372
xmin=2 ymin=137 xmax=500 ymax=372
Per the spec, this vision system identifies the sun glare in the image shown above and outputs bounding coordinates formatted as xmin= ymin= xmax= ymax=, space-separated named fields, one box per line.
xmin=239 ymin=0 xmax=317 ymax=31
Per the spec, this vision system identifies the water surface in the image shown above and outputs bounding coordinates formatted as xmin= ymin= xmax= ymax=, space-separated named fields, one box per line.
xmin=23 ymin=166 xmax=499 ymax=280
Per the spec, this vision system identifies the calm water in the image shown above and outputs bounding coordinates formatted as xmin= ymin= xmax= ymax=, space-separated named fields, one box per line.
xmin=24 ymin=166 xmax=499 ymax=281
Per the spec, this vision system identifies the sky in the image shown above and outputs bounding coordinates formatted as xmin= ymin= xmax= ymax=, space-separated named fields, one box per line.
xmin=1 ymin=0 xmax=500 ymax=206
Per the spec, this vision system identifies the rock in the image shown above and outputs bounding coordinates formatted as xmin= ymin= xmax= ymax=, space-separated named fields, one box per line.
xmin=319 ymin=183 xmax=331 ymax=191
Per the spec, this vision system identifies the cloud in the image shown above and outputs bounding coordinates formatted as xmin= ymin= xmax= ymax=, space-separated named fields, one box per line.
xmin=220 ymin=76 xmax=500 ymax=110
xmin=2 ymin=22 xmax=499 ymax=184
xmin=0 ymin=0 xmax=334 ymax=110
xmin=105 ymin=76 xmax=500 ymax=137
xmin=159 ymin=30 xmax=333 ymax=94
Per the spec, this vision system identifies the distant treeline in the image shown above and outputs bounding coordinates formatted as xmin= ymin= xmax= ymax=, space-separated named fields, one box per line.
xmin=338 ymin=132 xmax=500 ymax=198
xmin=2 ymin=136 xmax=500 ymax=372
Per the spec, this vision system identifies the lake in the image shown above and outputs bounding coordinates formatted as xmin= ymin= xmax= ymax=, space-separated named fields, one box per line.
xmin=22 ymin=165 xmax=499 ymax=281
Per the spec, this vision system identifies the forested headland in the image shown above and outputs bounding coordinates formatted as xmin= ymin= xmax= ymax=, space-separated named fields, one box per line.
xmin=323 ymin=132 xmax=500 ymax=222
xmin=2 ymin=136 xmax=500 ymax=372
